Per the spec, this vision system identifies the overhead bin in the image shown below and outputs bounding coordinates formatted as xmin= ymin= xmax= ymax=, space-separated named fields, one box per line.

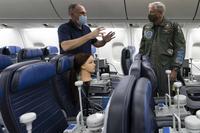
xmin=126 ymin=0 xmax=198 ymax=20
xmin=0 ymin=0 xmax=59 ymax=19
xmin=51 ymin=0 xmax=126 ymax=20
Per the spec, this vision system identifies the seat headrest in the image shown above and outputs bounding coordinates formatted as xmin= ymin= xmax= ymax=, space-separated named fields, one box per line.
xmin=47 ymin=46 xmax=58 ymax=55
xmin=134 ymin=53 xmax=142 ymax=60
xmin=7 ymin=46 xmax=21 ymax=55
xmin=129 ymin=59 xmax=141 ymax=78
xmin=11 ymin=62 xmax=56 ymax=93
xmin=122 ymin=46 xmax=135 ymax=59
xmin=0 ymin=54 xmax=12 ymax=71
xmin=127 ymin=46 xmax=135 ymax=55
xmin=21 ymin=48 xmax=43 ymax=59
xmin=121 ymin=46 xmax=135 ymax=75
xmin=141 ymin=55 xmax=157 ymax=90
xmin=3 ymin=46 xmax=21 ymax=55
xmin=57 ymin=56 xmax=74 ymax=74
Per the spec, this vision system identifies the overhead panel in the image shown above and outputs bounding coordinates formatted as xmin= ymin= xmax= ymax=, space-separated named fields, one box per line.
xmin=194 ymin=1 xmax=200 ymax=19
xmin=126 ymin=0 xmax=198 ymax=20
xmin=0 ymin=0 xmax=59 ymax=19
xmin=52 ymin=0 xmax=126 ymax=20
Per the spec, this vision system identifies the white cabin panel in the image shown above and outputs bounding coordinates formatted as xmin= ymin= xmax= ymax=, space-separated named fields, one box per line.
xmin=20 ymin=28 xmax=59 ymax=49
xmin=0 ymin=29 xmax=24 ymax=48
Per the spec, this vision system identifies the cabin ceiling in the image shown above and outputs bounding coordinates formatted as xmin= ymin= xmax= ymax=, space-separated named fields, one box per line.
xmin=0 ymin=0 xmax=200 ymax=26
xmin=0 ymin=0 xmax=58 ymax=19
xmin=52 ymin=0 xmax=127 ymax=20
xmin=126 ymin=0 xmax=199 ymax=20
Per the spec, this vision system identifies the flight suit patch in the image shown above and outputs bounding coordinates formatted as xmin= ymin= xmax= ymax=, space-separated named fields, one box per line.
xmin=175 ymin=48 xmax=185 ymax=64
xmin=144 ymin=31 xmax=153 ymax=39
xmin=163 ymin=23 xmax=173 ymax=33
xmin=167 ymin=49 xmax=173 ymax=56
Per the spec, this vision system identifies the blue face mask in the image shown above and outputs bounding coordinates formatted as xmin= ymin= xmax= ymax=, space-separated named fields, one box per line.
xmin=79 ymin=15 xmax=87 ymax=25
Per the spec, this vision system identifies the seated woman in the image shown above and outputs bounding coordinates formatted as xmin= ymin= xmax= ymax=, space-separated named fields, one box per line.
xmin=69 ymin=53 xmax=96 ymax=116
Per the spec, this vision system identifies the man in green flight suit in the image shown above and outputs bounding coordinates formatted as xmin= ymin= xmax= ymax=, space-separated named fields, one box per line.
xmin=139 ymin=1 xmax=186 ymax=96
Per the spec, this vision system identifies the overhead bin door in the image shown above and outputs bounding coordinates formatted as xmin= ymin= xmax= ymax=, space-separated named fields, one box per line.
xmin=51 ymin=0 xmax=126 ymax=20
xmin=0 ymin=0 xmax=59 ymax=19
xmin=126 ymin=0 xmax=198 ymax=20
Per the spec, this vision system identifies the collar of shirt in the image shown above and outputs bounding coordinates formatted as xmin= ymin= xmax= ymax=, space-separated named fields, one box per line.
xmin=153 ymin=18 xmax=169 ymax=27
xmin=69 ymin=19 xmax=83 ymax=31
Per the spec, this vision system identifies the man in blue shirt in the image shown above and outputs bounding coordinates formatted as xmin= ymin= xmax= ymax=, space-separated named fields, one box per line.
xmin=58 ymin=3 xmax=115 ymax=54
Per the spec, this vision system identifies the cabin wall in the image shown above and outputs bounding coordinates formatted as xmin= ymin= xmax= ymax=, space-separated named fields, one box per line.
xmin=1 ymin=23 xmax=200 ymax=75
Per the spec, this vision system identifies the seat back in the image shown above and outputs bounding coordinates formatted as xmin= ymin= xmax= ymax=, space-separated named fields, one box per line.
xmin=17 ymin=48 xmax=44 ymax=62
xmin=0 ymin=48 xmax=3 ymax=54
xmin=131 ymin=77 xmax=156 ymax=133
xmin=42 ymin=46 xmax=58 ymax=60
xmin=129 ymin=54 xmax=157 ymax=94
xmin=1 ymin=46 xmax=21 ymax=56
xmin=121 ymin=46 xmax=135 ymax=75
xmin=129 ymin=53 xmax=142 ymax=78
xmin=0 ymin=54 xmax=12 ymax=72
xmin=1 ymin=46 xmax=21 ymax=63
xmin=106 ymin=75 xmax=137 ymax=133
xmin=50 ymin=55 xmax=78 ymax=118
xmin=0 ymin=61 xmax=68 ymax=133
xmin=0 ymin=127 xmax=3 ymax=133
xmin=105 ymin=54 xmax=156 ymax=133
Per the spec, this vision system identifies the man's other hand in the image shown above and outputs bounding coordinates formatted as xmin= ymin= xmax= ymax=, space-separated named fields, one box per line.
xmin=102 ymin=31 xmax=115 ymax=43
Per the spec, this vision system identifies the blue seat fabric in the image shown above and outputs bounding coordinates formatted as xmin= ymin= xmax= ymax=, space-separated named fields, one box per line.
xmin=0 ymin=61 xmax=68 ymax=133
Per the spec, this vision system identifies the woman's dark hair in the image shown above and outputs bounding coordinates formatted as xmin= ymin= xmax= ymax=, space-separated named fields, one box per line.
xmin=74 ymin=53 xmax=92 ymax=73
xmin=69 ymin=53 xmax=92 ymax=104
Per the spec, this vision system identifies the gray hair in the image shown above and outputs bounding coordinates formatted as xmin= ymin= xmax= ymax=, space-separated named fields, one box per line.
xmin=68 ymin=3 xmax=81 ymax=14
xmin=149 ymin=2 xmax=166 ymax=15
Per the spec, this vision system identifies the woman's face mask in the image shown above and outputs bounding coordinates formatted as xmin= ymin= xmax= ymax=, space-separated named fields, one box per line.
xmin=79 ymin=15 xmax=87 ymax=25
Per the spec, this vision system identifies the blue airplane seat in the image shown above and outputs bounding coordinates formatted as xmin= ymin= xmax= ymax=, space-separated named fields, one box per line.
xmin=42 ymin=46 xmax=58 ymax=60
xmin=129 ymin=54 xmax=157 ymax=95
xmin=121 ymin=46 xmax=135 ymax=75
xmin=1 ymin=46 xmax=21 ymax=56
xmin=0 ymin=48 xmax=3 ymax=54
xmin=131 ymin=77 xmax=156 ymax=133
xmin=1 ymin=46 xmax=21 ymax=63
xmin=50 ymin=55 xmax=78 ymax=119
xmin=105 ymin=75 xmax=156 ymax=133
xmin=129 ymin=53 xmax=142 ymax=78
xmin=0 ymin=62 xmax=68 ymax=133
xmin=17 ymin=48 xmax=44 ymax=62
xmin=0 ymin=127 xmax=3 ymax=133
xmin=106 ymin=75 xmax=137 ymax=133
xmin=0 ymin=54 xmax=12 ymax=72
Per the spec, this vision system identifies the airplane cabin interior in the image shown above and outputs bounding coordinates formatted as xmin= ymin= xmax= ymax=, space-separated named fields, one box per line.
xmin=1 ymin=0 xmax=200 ymax=133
